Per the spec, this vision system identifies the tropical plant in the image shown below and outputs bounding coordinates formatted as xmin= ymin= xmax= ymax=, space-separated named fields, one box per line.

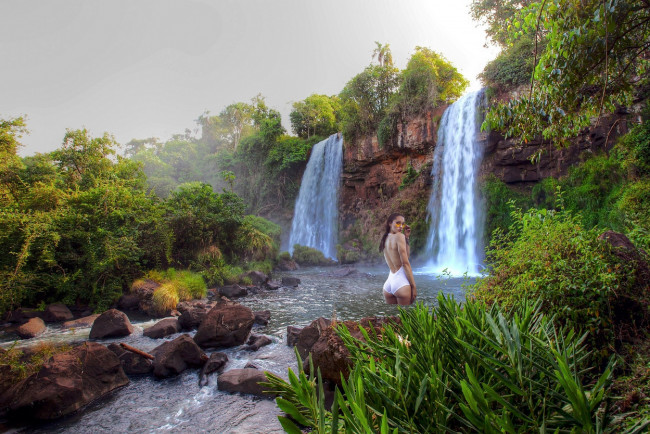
xmin=266 ymin=295 xmax=618 ymax=432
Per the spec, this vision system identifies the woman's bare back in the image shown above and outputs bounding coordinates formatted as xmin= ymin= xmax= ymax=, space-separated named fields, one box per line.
xmin=384 ymin=233 xmax=405 ymax=272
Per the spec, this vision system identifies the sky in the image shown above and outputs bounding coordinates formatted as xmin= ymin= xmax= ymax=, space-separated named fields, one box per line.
xmin=1 ymin=0 xmax=500 ymax=156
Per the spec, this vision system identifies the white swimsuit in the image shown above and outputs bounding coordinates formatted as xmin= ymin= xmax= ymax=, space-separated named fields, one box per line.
xmin=383 ymin=266 xmax=410 ymax=295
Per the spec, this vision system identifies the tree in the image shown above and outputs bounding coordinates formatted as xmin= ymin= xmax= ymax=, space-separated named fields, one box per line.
xmin=482 ymin=0 xmax=650 ymax=145
xmin=290 ymin=94 xmax=341 ymax=139
xmin=372 ymin=41 xmax=394 ymax=67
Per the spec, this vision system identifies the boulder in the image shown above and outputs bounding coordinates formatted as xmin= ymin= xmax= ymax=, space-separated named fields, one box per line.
xmin=217 ymin=368 xmax=273 ymax=398
xmin=0 ymin=342 xmax=128 ymax=420
xmin=16 ymin=317 xmax=46 ymax=339
xmin=281 ymin=277 xmax=301 ymax=287
xmin=117 ymin=294 xmax=140 ymax=311
xmin=42 ymin=303 xmax=74 ymax=323
xmin=143 ymin=318 xmax=180 ymax=339
xmin=107 ymin=343 xmax=153 ymax=375
xmin=177 ymin=300 xmax=215 ymax=330
xmin=193 ymin=303 xmax=254 ymax=349
xmin=245 ymin=334 xmax=272 ymax=351
xmin=243 ymin=270 xmax=268 ymax=286
xmin=264 ymin=281 xmax=281 ymax=291
xmin=218 ymin=284 xmax=248 ymax=298
xmin=151 ymin=334 xmax=207 ymax=378
xmin=199 ymin=352 xmax=228 ymax=386
xmin=130 ymin=279 xmax=160 ymax=315
xmin=307 ymin=317 xmax=399 ymax=385
xmin=89 ymin=309 xmax=134 ymax=340
xmin=276 ymin=259 xmax=299 ymax=271
xmin=286 ymin=326 xmax=301 ymax=347
xmin=292 ymin=317 xmax=331 ymax=359
xmin=4 ymin=308 xmax=42 ymax=324
xmin=253 ymin=310 xmax=271 ymax=326
xmin=62 ymin=314 xmax=100 ymax=329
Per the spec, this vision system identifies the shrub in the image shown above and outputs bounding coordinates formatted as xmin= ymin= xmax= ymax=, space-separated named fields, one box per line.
xmin=292 ymin=244 xmax=332 ymax=266
xmin=245 ymin=260 xmax=273 ymax=275
xmin=143 ymin=268 xmax=206 ymax=314
xmin=151 ymin=282 xmax=180 ymax=316
xmin=398 ymin=161 xmax=418 ymax=190
xmin=266 ymin=295 xmax=616 ymax=432
xmin=278 ymin=251 xmax=292 ymax=261
xmin=234 ymin=222 xmax=276 ymax=262
xmin=201 ymin=264 xmax=243 ymax=287
xmin=481 ymin=174 xmax=532 ymax=242
xmin=472 ymin=204 xmax=641 ymax=354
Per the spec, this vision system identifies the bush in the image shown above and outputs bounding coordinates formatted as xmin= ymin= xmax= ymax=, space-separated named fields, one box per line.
xmin=292 ymin=244 xmax=332 ymax=266
xmin=398 ymin=161 xmax=418 ymax=190
xmin=143 ymin=268 xmax=207 ymax=314
xmin=481 ymin=174 xmax=532 ymax=242
xmin=266 ymin=295 xmax=616 ymax=432
xmin=278 ymin=251 xmax=292 ymax=261
xmin=472 ymin=204 xmax=641 ymax=354
xmin=479 ymin=34 xmax=537 ymax=89
xmin=201 ymin=263 xmax=243 ymax=287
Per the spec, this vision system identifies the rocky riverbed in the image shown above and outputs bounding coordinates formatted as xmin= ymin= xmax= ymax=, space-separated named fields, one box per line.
xmin=0 ymin=265 xmax=469 ymax=433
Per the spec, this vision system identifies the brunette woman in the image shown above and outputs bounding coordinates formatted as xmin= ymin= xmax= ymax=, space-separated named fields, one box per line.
xmin=379 ymin=213 xmax=416 ymax=305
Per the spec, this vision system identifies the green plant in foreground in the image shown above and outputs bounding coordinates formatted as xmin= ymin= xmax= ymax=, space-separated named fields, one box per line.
xmin=267 ymin=294 xmax=618 ymax=432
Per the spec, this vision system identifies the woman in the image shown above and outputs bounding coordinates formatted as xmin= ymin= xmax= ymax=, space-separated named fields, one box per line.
xmin=379 ymin=213 xmax=416 ymax=305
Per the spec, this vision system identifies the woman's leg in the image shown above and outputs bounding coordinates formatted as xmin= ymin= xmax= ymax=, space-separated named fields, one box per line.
xmin=393 ymin=285 xmax=413 ymax=306
xmin=384 ymin=291 xmax=397 ymax=304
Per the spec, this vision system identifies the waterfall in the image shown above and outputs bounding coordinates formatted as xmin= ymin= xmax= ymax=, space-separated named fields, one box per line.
xmin=289 ymin=133 xmax=343 ymax=259
xmin=425 ymin=90 xmax=485 ymax=275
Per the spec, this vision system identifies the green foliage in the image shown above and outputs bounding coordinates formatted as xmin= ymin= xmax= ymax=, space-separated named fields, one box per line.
xmin=269 ymin=295 xmax=617 ymax=432
xmin=290 ymin=94 xmax=341 ymax=139
xmin=336 ymin=244 xmax=361 ymax=264
xmin=139 ymin=268 xmax=207 ymax=315
xmin=278 ymin=251 xmax=292 ymax=261
xmin=614 ymin=180 xmax=650 ymax=251
xmin=473 ymin=203 xmax=644 ymax=353
xmin=482 ymin=0 xmax=650 ymax=144
xmin=398 ymin=161 xmax=419 ymax=191
xmin=201 ymin=262 xmax=244 ymax=287
xmin=292 ymin=244 xmax=332 ymax=266
xmin=618 ymin=119 xmax=650 ymax=177
xmin=482 ymin=175 xmax=533 ymax=240
xmin=479 ymin=34 xmax=537 ymax=89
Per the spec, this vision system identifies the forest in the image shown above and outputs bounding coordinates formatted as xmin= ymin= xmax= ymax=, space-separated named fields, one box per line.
xmin=1 ymin=0 xmax=649 ymax=431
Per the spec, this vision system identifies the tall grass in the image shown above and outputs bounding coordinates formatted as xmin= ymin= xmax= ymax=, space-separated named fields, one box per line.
xmin=266 ymin=294 xmax=620 ymax=432
xmin=143 ymin=268 xmax=207 ymax=314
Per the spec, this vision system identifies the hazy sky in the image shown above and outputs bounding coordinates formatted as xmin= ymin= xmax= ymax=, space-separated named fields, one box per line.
xmin=1 ymin=0 xmax=499 ymax=156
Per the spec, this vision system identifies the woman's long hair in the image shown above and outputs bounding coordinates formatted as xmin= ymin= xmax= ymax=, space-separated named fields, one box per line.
xmin=379 ymin=213 xmax=404 ymax=252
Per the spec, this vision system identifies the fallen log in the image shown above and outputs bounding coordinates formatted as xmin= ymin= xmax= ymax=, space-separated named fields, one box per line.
xmin=120 ymin=342 xmax=155 ymax=360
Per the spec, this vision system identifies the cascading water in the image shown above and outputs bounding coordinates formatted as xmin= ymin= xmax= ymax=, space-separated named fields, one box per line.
xmin=424 ymin=90 xmax=486 ymax=275
xmin=289 ymin=133 xmax=343 ymax=259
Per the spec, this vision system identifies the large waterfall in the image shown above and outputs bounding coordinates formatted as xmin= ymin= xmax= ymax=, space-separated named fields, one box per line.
xmin=425 ymin=90 xmax=485 ymax=275
xmin=289 ymin=133 xmax=343 ymax=259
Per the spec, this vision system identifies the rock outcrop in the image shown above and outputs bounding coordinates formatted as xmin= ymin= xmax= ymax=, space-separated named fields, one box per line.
xmin=193 ymin=303 xmax=254 ymax=349
xmin=0 ymin=342 xmax=128 ymax=420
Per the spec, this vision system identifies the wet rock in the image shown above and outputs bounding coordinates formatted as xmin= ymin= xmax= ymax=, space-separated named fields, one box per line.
xmin=193 ymin=303 xmax=254 ymax=349
xmin=42 ymin=303 xmax=74 ymax=323
xmin=286 ymin=326 xmax=301 ymax=347
xmin=264 ymin=281 xmax=281 ymax=291
xmin=245 ymin=334 xmax=272 ymax=351
xmin=89 ymin=309 xmax=134 ymax=340
xmin=151 ymin=334 xmax=207 ymax=378
xmin=218 ymin=284 xmax=248 ymax=298
xmin=144 ymin=318 xmax=181 ymax=339
xmin=246 ymin=285 xmax=261 ymax=295
xmin=0 ymin=342 xmax=129 ymax=420
xmin=253 ymin=310 xmax=271 ymax=326
xmin=276 ymin=259 xmax=299 ymax=271
xmin=281 ymin=277 xmax=301 ymax=287
xmin=16 ymin=317 xmax=46 ymax=339
xmin=177 ymin=300 xmax=215 ymax=330
xmin=244 ymin=361 xmax=260 ymax=369
xmin=198 ymin=352 xmax=228 ymax=386
xmin=307 ymin=317 xmax=399 ymax=386
xmin=130 ymin=279 xmax=160 ymax=316
xmin=62 ymin=314 xmax=100 ymax=329
xmin=243 ymin=270 xmax=268 ymax=286
xmin=107 ymin=343 xmax=153 ymax=376
xmin=217 ymin=368 xmax=274 ymax=398
xmin=117 ymin=294 xmax=140 ymax=311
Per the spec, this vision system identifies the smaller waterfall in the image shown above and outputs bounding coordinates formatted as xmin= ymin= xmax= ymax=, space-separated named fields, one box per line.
xmin=425 ymin=90 xmax=485 ymax=275
xmin=289 ymin=133 xmax=343 ymax=259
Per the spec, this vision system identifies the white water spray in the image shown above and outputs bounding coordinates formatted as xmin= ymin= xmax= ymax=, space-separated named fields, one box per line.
xmin=289 ymin=133 xmax=343 ymax=259
xmin=424 ymin=90 xmax=485 ymax=275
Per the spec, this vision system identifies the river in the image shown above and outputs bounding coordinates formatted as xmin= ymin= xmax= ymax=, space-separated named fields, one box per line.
xmin=0 ymin=265 xmax=471 ymax=433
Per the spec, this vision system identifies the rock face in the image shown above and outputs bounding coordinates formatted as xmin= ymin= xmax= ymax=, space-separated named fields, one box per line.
xmin=16 ymin=317 xmax=46 ymax=339
xmin=89 ymin=309 xmax=134 ymax=340
xmin=0 ymin=342 xmax=129 ymax=420
xmin=42 ymin=303 xmax=74 ymax=323
xmin=150 ymin=334 xmax=207 ymax=378
xmin=193 ymin=303 xmax=255 ymax=349
xmin=217 ymin=368 xmax=273 ymax=398
xmin=143 ymin=318 xmax=181 ymax=339
xmin=107 ymin=343 xmax=153 ymax=375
